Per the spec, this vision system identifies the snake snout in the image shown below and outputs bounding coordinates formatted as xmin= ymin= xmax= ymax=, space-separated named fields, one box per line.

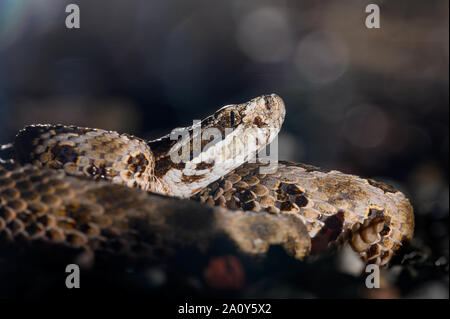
xmin=263 ymin=93 xmax=285 ymax=114
xmin=266 ymin=93 xmax=285 ymax=110
xmin=246 ymin=93 xmax=286 ymax=128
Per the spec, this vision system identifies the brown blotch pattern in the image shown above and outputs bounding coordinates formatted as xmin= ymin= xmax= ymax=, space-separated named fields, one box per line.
xmin=193 ymin=160 xmax=414 ymax=265
xmin=127 ymin=152 xmax=150 ymax=175
xmin=51 ymin=144 xmax=79 ymax=164
xmin=196 ymin=161 xmax=215 ymax=170
xmin=181 ymin=173 xmax=206 ymax=184
xmin=153 ymin=156 xmax=185 ymax=178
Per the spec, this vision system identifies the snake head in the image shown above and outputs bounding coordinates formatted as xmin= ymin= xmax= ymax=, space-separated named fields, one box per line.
xmin=150 ymin=94 xmax=287 ymax=198
xmin=214 ymin=93 xmax=285 ymax=131
xmin=211 ymin=94 xmax=286 ymax=149
xmin=243 ymin=94 xmax=285 ymax=140
xmin=237 ymin=93 xmax=286 ymax=158
xmin=207 ymin=93 xmax=286 ymax=165
xmin=240 ymin=93 xmax=286 ymax=128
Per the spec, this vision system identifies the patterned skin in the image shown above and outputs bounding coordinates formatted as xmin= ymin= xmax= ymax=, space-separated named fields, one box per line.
xmin=1 ymin=94 xmax=414 ymax=265
xmin=0 ymin=163 xmax=311 ymax=260
xmin=193 ymin=161 xmax=414 ymax=266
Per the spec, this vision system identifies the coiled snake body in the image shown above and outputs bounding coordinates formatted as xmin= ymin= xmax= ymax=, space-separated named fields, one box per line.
xmin=0 ymin=94 xmax=414 ymax=266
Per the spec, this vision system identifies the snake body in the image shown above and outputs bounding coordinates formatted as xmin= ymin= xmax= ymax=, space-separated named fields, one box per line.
xmin=0 ymin=94 xmax=414 ymax=266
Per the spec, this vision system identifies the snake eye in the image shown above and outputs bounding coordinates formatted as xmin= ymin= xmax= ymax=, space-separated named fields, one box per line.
xmin=230 ymin=111 xmax=235 ymax=126
xmin=229 ymin=110 xmax=241 ymax=127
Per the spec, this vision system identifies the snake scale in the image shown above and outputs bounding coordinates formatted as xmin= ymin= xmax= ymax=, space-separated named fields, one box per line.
xmin=0 ymin=94 xmax=414 ymax=266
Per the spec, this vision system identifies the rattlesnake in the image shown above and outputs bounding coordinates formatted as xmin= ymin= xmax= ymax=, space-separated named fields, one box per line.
xmin=0 ymin=94 xmax=414 ymax=266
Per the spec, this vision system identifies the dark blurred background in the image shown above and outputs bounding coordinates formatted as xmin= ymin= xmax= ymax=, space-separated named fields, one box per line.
xmin=0 ymin=0 xmax=448 ymax=298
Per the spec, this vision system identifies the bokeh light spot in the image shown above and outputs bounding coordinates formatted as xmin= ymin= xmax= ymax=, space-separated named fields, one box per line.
xmin=294 ymin=31 xmax=349 ymax=85
xmin=236 ymin=7 xmax=294 ymax=63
